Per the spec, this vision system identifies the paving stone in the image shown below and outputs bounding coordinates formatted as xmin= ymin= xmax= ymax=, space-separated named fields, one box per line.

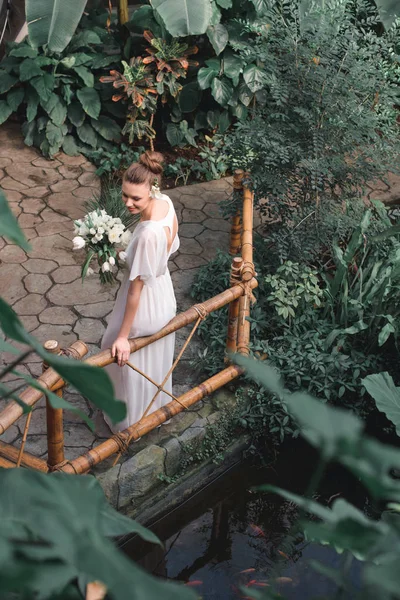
xmin=72 ymin=186 xmax=99 ymax=199
xmin=95 ymin=464 xmax=121 ymax=506
xmin=162 ymin=437 xmax=181 ymax=477
xmin=18 ymin=213 xmax=43 ymax=229
xmin=75 ymin=301 xmax=114 ymax=318
xmin=50 ymin=179 xmax=79 ymax=193
xmin=20 ymin=315 xmax=39 ymax=332
xmin=203 ymin=202 xmax=222 ymax=218
xmin=25 ymin=186 xmax=50 ymax=198
xmin=174 ymin=254 xmax=207 ymax=269
xmin=0 ymin=168 xmax=5 ymax=180
xmin=23 ymin=228 xmax=38 ymax=240
xmin=13 ymin=294 xmax=47 ymax=315
xmin=35 ymin=220 xmax=72 ymax=236
xmin=93 ymin=410 xmax=113 ymax=438
xmin=39 ymin=307 xmax=76 ymax=326
xmin=179 ymin=223 xmax=205 ymax=237
xmin=15 ymin=435 xmax=47 ymax=457
xmin=203 ymin=217 xmax=231 ymax=232
xmin=40 ymin=208 xmax=71 ymax=222
xmin=3 ymin=189 xmax=22 ymax=202
xmin=9 ymin=202 xmax=21 ymax=217
xmin=169 ymin=260 xmax=178 ymax=272
xmin=26 ymin=361 xmax=44 ymax=378
xmin=0 ymin=425 xmax=19 ymax=444
xmin=0 ymin=263 xmax=27 ymax=304
xmin=51 ymin=265 xmax=81 ymax=283
xmin=0 ymin=244 xmax=27 ymax=263
xmin=27 ymin=234 xmax=78 ymax=266
xmin=24 ymin=258 xmax=58 ymax=273
xmin=46 ymin=192 xmax=85 ymax=220
xmin=55 ymin=152 xmax=86 ymax=166
xmin=63 ymin=424 xmax=96 ymax=447
xmin=24 ymin=273 xmax=52 ymax=294
xmin=81 ymin=161 xmax=97 ymax=172
xmin=179 ymin=237 xmax=203 ymax=255
xmin=32 ymin=157 xmax=62 ymax=169
xmin=198 ymin=403 xmax=214 ymax=418
xmin=0 ymin=157 xmax=12 ymax=168
xmin=178 ymin=426 xmax=206 ymax=447
xmin=6 ymin=163 xmax=62 ymax=187
xmin=159 ymin=411 xmax=197 ymax=436
xmin=195 ymin=229 xmax=229 ymax=259
xmin=30 ymin=323 xmax=77 ymax=346
xmin=171 ymin=268 xmax=197 ymax=300
xmin=211 ymin=388 xmax=237 ymax=411
xmin=119 ymin=445 xmax=166 ymax=507
xmin=181 ymin=208 xmax=206 ymax=223
xmin=0 ymin=238 xmax=5 ymax=250
xmin=202 ymin=177 xmax=233 ymax=191
xmin=58 ymin=164 xmax=83 ymax=179
xmin=74 ymin=318 xmax=105 ymax=344
xmin=175 ymin=326 xmax=203 ymax=360
xmin=19 ymin=408 xmax=47 ymax=435
xmin=78 ymin=171 xmax=99 ymax=186
xmin=1 ymin=176 xmax=29 ymax=191
xmin=180 ymin=193 xmax=206 ymax=210
xmin=48 ymin=277 xmax=114 ymax=305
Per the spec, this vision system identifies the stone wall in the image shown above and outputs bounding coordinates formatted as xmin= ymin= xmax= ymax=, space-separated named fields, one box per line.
xmin=93 ymin=387 xmax=240 ymax=513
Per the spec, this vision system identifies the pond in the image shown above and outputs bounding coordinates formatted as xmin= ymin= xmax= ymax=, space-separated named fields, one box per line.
xmin=120 ymin=438 xmax=368 ymax=599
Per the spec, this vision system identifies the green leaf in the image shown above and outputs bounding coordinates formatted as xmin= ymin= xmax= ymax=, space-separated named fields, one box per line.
xmin=325 ymin=320 xmax=368 ymax=349
xmin=9 ymin=45 xmax=38 ymax=58
xmin=0 ymin=100 xmax=13 ymax=125
xmin=166 ymin=122 xmax=184 ymax=146
xmin=207 ymin=109 xmax=220 ymax=129
xmin=7 ymin=86 xmax=25 ymax=111
xmin=41 ymin=93 xmax=67 ymax=126
xmin=62 ymin=135 xmax=80 ymax=156
xmin=243 ymin=64 xmax=265 ymax=92
xmin=22 ymin=120 xmax=37 ymax=146
xmin=150 ymin=0 xmax=213 ymax=36
xmin=378 ymin=322 xmax=396 ymax=346
xmin=77 ymin=87 xmax=101 ymax=119
xmin=179 ymin=81 xmax=202 ymax=113
xmin=26 ymin=0 xmax=88 ymax=53
xmin=46 ymin=121 xmax=67 ymax=148
xmin=0 ymin=190 xmax=30 ymax=250
xmin=238 ymin=81 xmax=253 ymax=106
xmin=67 ymin=102 xmax=85 ymax=127
xmin=194 ymin=111 xmax=208 ymax=130
xmin=30 ymin=73 xmax=55 ymax=103
xmin=216 ymin=0 xmax=232 ymax=7
xmin=223 ymin=49 xmax=244 ymax=86
xmin=218 ymin=110 xmax=230 ymax=133
xmin=197 ymin=57 xmax=220 ymax=90
xmin=77 ymin=123 xmax=98 ymax=148
xmin=19 ymin=58 xmax=44 ymax=82
xmin=250 ymin=0 xmax=269 ymax=14
xmin=127 ymin=5 xmax=163 ymax=36
xmin=207 ymin=24 xmax=229 ymax=55
xmin=211 ymin=76 xmax=233 ymax=106
xmin=25 ymin=87 xmax=40 ymax=122
xmin=363 ymin=372 xmax=400 ymax=436
xmin=0 ymin=70 xmax=17 ymax=94
xmin=71 ymin=65 xmax=95 ymax=88
xmin=91 ymin=116 xmax=121 ymax=142
xmin=68 ymin=29 xmax=103 ymax=51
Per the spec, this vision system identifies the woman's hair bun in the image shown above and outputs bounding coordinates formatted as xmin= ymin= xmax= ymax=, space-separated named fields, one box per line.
xmin=139 ymin=151 xmax=164 ymax=175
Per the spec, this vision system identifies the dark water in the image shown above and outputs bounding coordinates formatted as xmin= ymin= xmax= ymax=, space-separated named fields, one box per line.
xmin=121 ymin=440 xmax=366 ymax=599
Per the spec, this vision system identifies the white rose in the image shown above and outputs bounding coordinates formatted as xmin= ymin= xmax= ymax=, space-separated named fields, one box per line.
xmin=97 ymin=227 xmax=105 ymax=235
xmin=109 ymin=256 xmax=116 ymax=266
xmin=101 ymin=261 xmax=111 ymax=272
xmin=121 ymin=230 xmax=132 ymax=247
xmin=108 ymin=229 xmax=122 ymax=244
xmin=118 ymin=251 xmax=127 ymax=263
xmin=90 ymin=228 xmax=96 ymax=235
xmin=72 ymin=236 xmax=85 ymax=250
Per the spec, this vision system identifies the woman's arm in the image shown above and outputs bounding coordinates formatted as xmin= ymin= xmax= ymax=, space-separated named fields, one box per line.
xmin=112 ymin=276 xmax=144 ymax=367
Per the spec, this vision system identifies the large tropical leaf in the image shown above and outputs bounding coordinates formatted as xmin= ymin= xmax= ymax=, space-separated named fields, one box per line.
xmin=26 ymin=0 xmax=88 ymax=53
xmin=375 ymin=0 xmax=399 ymax=29
xmin=0 ymin=190 xmax=30 ymax=250
xmin=363 ymin=372 xmax=400 ymax=436
xmin=150 ymin=0 xmax=213 ymax=36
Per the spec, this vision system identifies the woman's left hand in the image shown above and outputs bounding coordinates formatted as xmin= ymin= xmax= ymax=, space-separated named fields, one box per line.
xmin=112 ymin=336 xmax=131 ymax=367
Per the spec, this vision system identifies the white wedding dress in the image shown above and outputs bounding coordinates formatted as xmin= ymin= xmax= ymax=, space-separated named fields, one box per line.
xmin=101 ymin=192 xmax=179 ymax=432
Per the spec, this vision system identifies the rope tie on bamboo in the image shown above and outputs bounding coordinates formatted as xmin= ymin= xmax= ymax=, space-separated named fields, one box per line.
xmin=52 ymin=460 xmax=79 ymax=474
xmin=111 ymin=303 xmax=209 ymax=466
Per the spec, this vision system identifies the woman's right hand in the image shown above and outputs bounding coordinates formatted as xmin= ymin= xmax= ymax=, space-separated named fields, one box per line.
xmin=111 ymin=336 xmax=131 ymax=367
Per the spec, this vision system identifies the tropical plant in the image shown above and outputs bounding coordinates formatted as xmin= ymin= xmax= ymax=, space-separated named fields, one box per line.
xmin=224 ymin=0 xmax=400 ymax=220
xmin=87 ymin=143 xmax=145 ymax=177
xmin=0 ymin=31 xmax=122 ymax=157
xmin=234 ymin=357 xmax=400 ymax=600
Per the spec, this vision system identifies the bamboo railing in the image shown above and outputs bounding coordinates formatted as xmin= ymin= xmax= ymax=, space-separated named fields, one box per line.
xmin=0 ymin=171 xmax=256 ymax=473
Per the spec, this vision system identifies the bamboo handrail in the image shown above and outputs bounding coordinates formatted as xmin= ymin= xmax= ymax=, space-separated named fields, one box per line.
xmin=0 ymin=440 xmax=48 ymax=471
xmin=59 ymin=364 xmax=244 ymax=475
xmin=0 ymin=455 xmax=16 ymax=469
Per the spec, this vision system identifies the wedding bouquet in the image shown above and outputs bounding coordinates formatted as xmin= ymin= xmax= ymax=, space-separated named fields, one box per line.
xmin=72 ymin=209 xmax=132 ymax=284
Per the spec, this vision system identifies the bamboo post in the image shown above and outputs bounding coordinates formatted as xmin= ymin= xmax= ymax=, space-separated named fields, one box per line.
xmin=226 ymin=257 xmax=244 ymax=356
xmin=237 ymin=176 xmax=255 ymax=356
xmin=230 ymin=170 xmax=244 ymax=255
xmin=60 ymin=364 xmax=244 ymax=475
xmin=43 ymin=340 xmax=65 ymax=468
xmin=118 ymin=0 xmax=129 ymax=25
xmin=0 ymin=341 xmax=88 ymax=435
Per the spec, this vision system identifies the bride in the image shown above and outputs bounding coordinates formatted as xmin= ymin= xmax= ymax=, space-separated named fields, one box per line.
xmin=101 ymin=151 xmax=179 ymax=432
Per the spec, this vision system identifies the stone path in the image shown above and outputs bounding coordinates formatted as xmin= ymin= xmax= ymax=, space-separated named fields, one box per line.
xmin=0 ymin=123 xmax=234 ymax=461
